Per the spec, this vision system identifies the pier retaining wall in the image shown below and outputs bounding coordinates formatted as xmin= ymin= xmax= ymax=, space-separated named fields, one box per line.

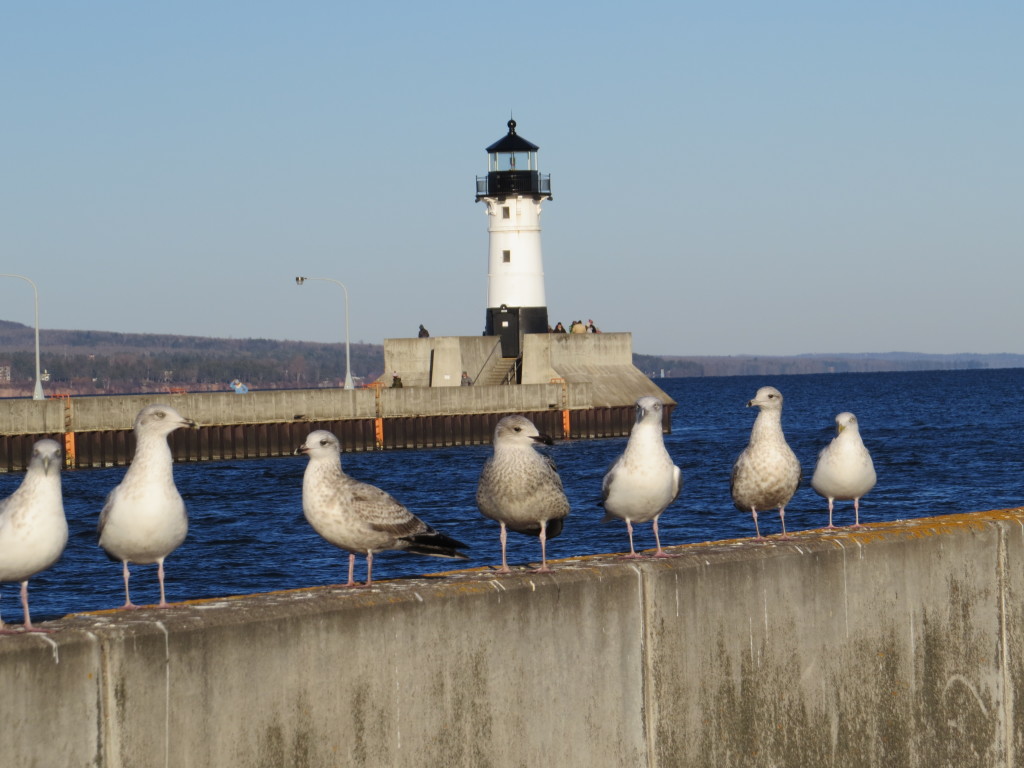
xmin=1 ymin=332 xmax=677 ymax=471
xmin=2 ymin=508 xmax=1023 ymax=767
xmin=0 ymin=383 xmax=663 ymax=471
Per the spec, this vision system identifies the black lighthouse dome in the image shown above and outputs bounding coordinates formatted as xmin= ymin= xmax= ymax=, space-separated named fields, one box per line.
xmin=475 ymin=119 xmax=552 ymax=201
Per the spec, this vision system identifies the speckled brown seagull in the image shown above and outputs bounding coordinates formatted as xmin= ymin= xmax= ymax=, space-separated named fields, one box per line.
xmin=296 ymin=430 xmax=468 ymax=587
xmin=730 ymin=386 xmax=802 ymax=539
xmin=476 ymin=415 xmax=571 ymax=573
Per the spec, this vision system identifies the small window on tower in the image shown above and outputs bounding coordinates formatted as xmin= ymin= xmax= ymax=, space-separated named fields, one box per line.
xmin=502 ymin=206 xmax=510 ymax=219
xmin=502 ymin=250 xmax=511 ymax=263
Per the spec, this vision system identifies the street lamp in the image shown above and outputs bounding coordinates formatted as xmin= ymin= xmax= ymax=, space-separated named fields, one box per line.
xmin=0 ymin=273 xmax=45 ymax=400
xmin=295 ymin=276 xmax=354 ymax=390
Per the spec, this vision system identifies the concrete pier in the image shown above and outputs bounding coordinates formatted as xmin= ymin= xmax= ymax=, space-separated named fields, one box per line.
xmin=2 ymin=508 xmax=1022 ymax=767
xmin=0 ymin=332 xmax=675 ymax=471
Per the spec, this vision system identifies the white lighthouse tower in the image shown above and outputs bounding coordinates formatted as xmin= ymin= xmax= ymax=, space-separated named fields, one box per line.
xmin=476 ymin=119 xmax=552 ymax=353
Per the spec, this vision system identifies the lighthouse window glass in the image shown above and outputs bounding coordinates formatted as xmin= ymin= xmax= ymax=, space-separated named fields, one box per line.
xmin=502 ymin=250 xmax=511 ymax=263
xmin=502 ymin=206 xmax=510 ymax=219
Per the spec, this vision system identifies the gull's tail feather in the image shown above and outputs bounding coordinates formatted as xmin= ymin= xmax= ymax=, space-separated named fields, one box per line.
xmin=402 ymin=530 xmax=470 ymax=559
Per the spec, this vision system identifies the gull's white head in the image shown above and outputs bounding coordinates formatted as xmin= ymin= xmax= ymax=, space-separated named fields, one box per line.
xmin=635 ymin=396 xmax=664 ymax=424
xmin=134 ymin=404 xmax=197 ymax=436
xmin=296 ymin=430 xmax=342 ymax=460
xmin=493 ymin=415 xmax=553 ymax=449
xmin=29 ymin=438 xmax=63 ymax=476
xmin=835 ymin=412 xmax=860 ymax=435
xmin=747 ymin=386 xmax=784 ymax=411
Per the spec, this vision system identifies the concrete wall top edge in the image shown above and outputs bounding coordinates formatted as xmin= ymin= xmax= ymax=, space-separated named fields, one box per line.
xmin=3 ymin=506 xmax=1020 ymax=651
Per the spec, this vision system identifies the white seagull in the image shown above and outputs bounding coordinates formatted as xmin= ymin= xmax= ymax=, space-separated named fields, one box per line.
xmin=0 ymin=439 xmax=68 ymax=633
xmin=476 ymin=415 xmax=571 ymax=573
xmin=811 ymin=411 xmax=876 ymax=528
xmin=730 ymin=386 xmax=802 ymax=539
xmin=601 ymin=396 xmax=681 ymax=557
xmin=98 ymin=404 xmax=196 ymax=608
xmin=296 ymin=430 xmax=468 ymax=587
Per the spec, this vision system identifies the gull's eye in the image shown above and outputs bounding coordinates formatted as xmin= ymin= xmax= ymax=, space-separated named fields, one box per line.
xmin=513 ymin=426 xmax=522 ymax=433
xmin=155 ymin=411 xmax=166 ymax=419
xmin=320 ymin=438 xmax=329 ymax=446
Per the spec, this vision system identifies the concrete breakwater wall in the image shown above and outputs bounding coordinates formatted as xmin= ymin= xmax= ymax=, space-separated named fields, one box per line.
xmin=2 ymin=508 xmax=1023 ymax=767
xmin=0 ymin=383 xmax=658 ymax=471
xmin=0 ymin=332 xmax=678 ymax=471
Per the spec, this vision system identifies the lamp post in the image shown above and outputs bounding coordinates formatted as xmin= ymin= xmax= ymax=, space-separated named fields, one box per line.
xmin=295 ymin=276 xmax=354 ymax=390
xmin=0 ymin=273 xmax=45 ymax=400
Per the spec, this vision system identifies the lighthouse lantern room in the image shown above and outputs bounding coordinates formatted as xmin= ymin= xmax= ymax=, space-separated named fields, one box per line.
xmin=476 ymin=119 xmax=553 ymax=352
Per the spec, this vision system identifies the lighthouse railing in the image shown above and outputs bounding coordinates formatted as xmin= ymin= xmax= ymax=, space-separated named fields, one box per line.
xmin=475 ymin=172 xmax=551 ymax=199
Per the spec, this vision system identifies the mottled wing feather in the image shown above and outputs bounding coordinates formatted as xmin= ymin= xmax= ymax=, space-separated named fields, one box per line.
xmin=369 ymin=517 xmax=427 ymax=538
xmin=349 ymin=481 xmax=425 ymax=537
xmin=729 ymin=452 xmax=743 ymax=497
xmin=671 ymin=464 xmax=682 ymax=503
xmin=600 ymin=456 xmax=623 ymax=503
xmin=97 ymin=487 xmax=118 ymax=535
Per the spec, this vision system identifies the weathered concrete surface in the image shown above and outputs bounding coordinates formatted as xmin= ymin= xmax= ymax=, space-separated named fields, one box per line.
xmin=522 ymin=333 xmax=673 ymax=407
xmin=384 ymin=335 xmax=501 ymax=389
xmin=2 ymin=509 xmax=1023 ymax=767
xmin=647 ymin=510 xmax=1024 ymax=767
xmin=0 ymin=389 xmax=379 ymax=435
xmin=382 ymin=332 xmax=675 ymax=409
xmin=0 ymin=384 xmax=577 ymax=435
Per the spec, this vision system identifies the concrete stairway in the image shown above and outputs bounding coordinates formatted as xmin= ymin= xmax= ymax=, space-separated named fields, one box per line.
xmin=479 ymin=357 xmax=519 ymax=386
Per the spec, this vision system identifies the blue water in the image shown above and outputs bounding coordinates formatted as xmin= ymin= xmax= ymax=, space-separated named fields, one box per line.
xmin=3 ymin=368 xmax=1023 ymax=624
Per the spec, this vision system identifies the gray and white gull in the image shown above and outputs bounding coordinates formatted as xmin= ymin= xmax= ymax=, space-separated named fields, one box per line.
xmin=811 ymin=411 xmax=876 ymax=528
xmin=601 ymin=396 xmax=681 ymax=557
xmin=98 ymin=404 xmax=196 ymax=608
xmin=476 ymin=415 xmax=571 ymax=573
xmin=0 ymin=439 xmax=67 ymax=633
xmin=297 ymin=430 xmax=468 ymax=587
xmin=730 ymin=386 xmax=802 ymax=539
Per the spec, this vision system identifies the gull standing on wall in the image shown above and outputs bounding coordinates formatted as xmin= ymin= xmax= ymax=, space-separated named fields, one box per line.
xmin=296 ymin=430 xmax=468 ymax=587
xmin=600 ymin=396 xmax=681 ymax=557
xmin=477 ymin=415 xmax=571 ymax=573
xmin=98 ymin=404 xmax=196 ymax=608
xmin=730 ymin=386 xmax=802 ymax=539
xmin=0 ymin=439 xmax=67 ymax=633
xmin=811 ymin=412 xmax=876 ymax=528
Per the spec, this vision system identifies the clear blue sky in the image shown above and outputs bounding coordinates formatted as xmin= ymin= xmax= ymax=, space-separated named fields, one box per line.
xmin=2 ymin=1 xmax=1021 ymax=356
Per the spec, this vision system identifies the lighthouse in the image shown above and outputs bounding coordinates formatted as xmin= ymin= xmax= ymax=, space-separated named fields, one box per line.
xmin=476 ymin=119 xmax=552 ymax=353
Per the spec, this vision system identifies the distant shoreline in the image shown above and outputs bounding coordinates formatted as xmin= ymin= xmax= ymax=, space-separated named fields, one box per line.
xmin=634 ymin=352 xmax=1024 ymax=379
xmin=2 ymin=319 xmax=1021 ymax=395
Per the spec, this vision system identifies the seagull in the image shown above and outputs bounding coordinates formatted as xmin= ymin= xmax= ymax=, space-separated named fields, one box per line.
xmin=811 ymin=411 xmax=876 ymax=528
xmin=98 ymin=404 xmax=196 ymax=608
xmin=601 ymin=396 xmax=681 ymax=557
xmin=476 ymin=415 xmax=571 ymax=573
xmin=0 ymin=439 xmax=68 ymax=633
xmin=730 ymin=386 xmax=802 ymax=539
xmin=296 ymin=430 xmax=468 ymax=587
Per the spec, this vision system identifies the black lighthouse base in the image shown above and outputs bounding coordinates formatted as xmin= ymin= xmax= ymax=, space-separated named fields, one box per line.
xmin=485 ymin=306 xmax=549 ymax=358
